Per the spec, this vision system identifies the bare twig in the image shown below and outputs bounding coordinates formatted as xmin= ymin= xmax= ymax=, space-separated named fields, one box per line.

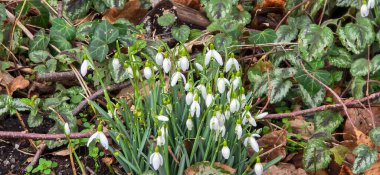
xmin=26 ymin=144 xmax=47 ymax=170
xmin=0 ymin=131 xmax=95 ymax=140
xmin=275 ymin=0 xmax=310 ymax=31
xmin=366 ymin=44 xmax=376 ymax=128
xmin=265 ymin=91 xmax=380 ymax=119
xmin=36 ymin=71 xmax=77 ymax=82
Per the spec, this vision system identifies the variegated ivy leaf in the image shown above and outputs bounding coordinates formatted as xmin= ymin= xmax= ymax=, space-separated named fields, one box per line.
xmin=370 ymin=55 xmax=380 ymax=74
xmin=299 ymin=85 xmax=325 ymax=108
xmin=63 ymin=0 xmax=91 ymax=20
xmin=249 ymin=29 xmax=277 ymax=44
xmin=352 ymin=144 xmax=378 ymax=174
xmin=50 ymin=18 xmax=76 ymax=41
xmin=295 ymin=68 xmax=331 ymax=96
xmin=29 ymin=31 xmax=50 ymax=53
xmin=76 ymin=21 xmax=99 ymax=41
xmin=327 ymin=47 xmax=353 ymax=68
xmin=337 ymin=17 xmax=375 ymax=54
xmin=29 ymin=50 xmax=49 ymax=63
xmin=276 ymin=25 xmax=298 ymax=42
xmin=299 ymin=24 xmax=334 ymax=62
xmin=336 ymin=0 xmax=359 ymax=7
xmin=0 ymin=4 xmax=6 ymax=23
xmin=350 ymin=58 xmax=370 ymax=77
xmin=93 ymin=20 xmax=119 ymax=44
xmin=314 ymin=110 xmax=343 ymax=134
xmin=369 ymin=127 xmax=380 ymax=146
xmin=171 ymin=25 xmax=190 ymax=43
xmin=252 ymin=74 xmax=269 ymax=98
xmin=204 ymin=0 xmax=233 ymax=22
xmin=270 ymin=79 xmax=292 ymax=104
xmin=273 ymin=68 xmax=297 ymax=79
xmin=102 ymin=0 xmax=127 ymax=8
xmin=88 ymin=37 xmax=109 ymax=62
xmin=351 ymin=76 xmax=366 ymax=99
xmin=303 ymin=139 xmax=332 ymax=172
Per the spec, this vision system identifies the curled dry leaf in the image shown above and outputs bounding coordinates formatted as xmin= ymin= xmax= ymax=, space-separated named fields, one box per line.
xmin=264 ymin=162 xmax=307 ymax=175
xmin=339 ymin=164 xmax=353 ymax=175
xmin=354 ymin=128 xmax=374 ymax=147
xmin=257 ymin=129 xmax=287 ymax=161
xmin=102 ymin=157 xmax=114 ymax=166
xmin=184 ymin=161 xmax=235 ymax=175
xmin=8 ymin=75 xmax=29 ymax=95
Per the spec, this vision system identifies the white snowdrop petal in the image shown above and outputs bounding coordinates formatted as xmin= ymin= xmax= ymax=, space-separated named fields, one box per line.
xmin=157 ymin=115 xmax=169 ymax=122
xmin=206 ymin=94 xmax=213 ymax=107
xmin=217 ymin=78 xmax=226 ymax=93
xmin=368 ymin=0 xmax=375 ymax=9
xmin=255 ymin=163 xmax=263 ymax=175
xmin=179 ymin=56 xmax=189 ymax=71
xmin=195 ymin=63 xmax=203 ymax=71
xmin=80 ymin=60 xmax=89 ymax=77
xmin=112 ymin=59 xmax=121 ymax=71
xmin=155 ymin=53 xmax=164 ymax=66
xmin=212 ymin=50 xmax=223 ymax=66
xmin=256 ymin=112 xmax=268 ymax=119
xmin=225 ymin=59 xmax=233 ymax=72
xmin=86 ymin=132 xmax=98 ymax=147
xmin=233 ymin=59 xmax=240 ymax=71
xmin=153 ymin=154 xmax=161 ymax=170
xmin=205 ymin=50 xmax=212 ymax=66
xmin=171 ymin=73 xmax=180 ymax=86
xmin=144 ymin=67 xmax=152 ymax=79
xmin=361 ymin=4 xmax=369 ymax=17
xmin=98 ymin=132 xmax=109 ymax=149
xmin=249 ymin=137 xmax=259 ymax=152
xmin=222 ymin=146 xmax=230 ymax=159
xmin=186 ymin=92 xmax=193 ymax=105
xmin=186 ymin=119 xmax=193 ymax=130
xmin=235 ymin=124 xmax=242 ymax=139
xmin=163 ymin=58 xmax=171 ymax=73
xmin=64 ymin=123 xmax=70 ymax=135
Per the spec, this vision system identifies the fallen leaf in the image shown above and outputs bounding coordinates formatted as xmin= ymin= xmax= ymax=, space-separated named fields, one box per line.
xmin=173 ymin=0 xmax=200 ymax=10
xmin=365 ymin=159 xmax=380 ymax=175
xmin=264 ymin=163 xmax=307 ymax=175
xmin=51 ymin=149 xmax=71 ymax=156
xmin=339 ymin=164 xmax=354 ymax=175
xmin=184 ymin=161 xmax=235 ymax=175
xmin=8 ymin=75 xmax=29 ymax=95
xmin=257 ymin=129 xmax=287 ymax=161
xmin=0 ymin=71 xmax=14 ymax=87
xmin=354 ymin=128 xmax=373 ymax=147
xmin=103 ymin=0 xmax=148 ymax=25
xmin=102 ymin=157 xmax=114 ymax=166
xmin=288 ymin=117 xmax=314 ymax=139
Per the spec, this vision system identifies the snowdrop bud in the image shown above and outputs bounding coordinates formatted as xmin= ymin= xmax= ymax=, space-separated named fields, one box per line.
xmin=368 ymin=0 xmax=375 ymax=9
xmin=224 ymin=106 xmax=231 ymax=120
xmin=179 ymin=56 xmax=189 ymax=72
xmin=64 ymin=123 xmax=70 ymax=135
xmin=186 ymin=117 xmax=193 ymax=130
xmin=144 ymin=67 xmax=152 ymax=79
xmin=157 ymin=115 xmax=169 ymax=122
xmin=205 ymin=85 xmax=213 ymax=107
xmin=361 ymin=4 xmax=369 ymax=17
xmin=185 ymin=81 xmax=192 ymax=91
xmin=243 ymin=133 xmax=260 ymax=153
xmin=256 ymin=112 xmax=268 ymax=119
xmin=210 ymin=114 xmax=219 ymax=131
xmin=235 ymin=119 xmax=242 ymax=139
xmin=221 ymin=140 xmax=230 ymax=159
xmin=163 ymin=56 xmax=171 ymax=74
xmin=150 ymin=146 xmax=164 ymax=170
xmin=155 ymin=48 xmax=164 ymax=66
xmin=195 ymin=62 xmax=203 ymax=71
xmin=190 ymin=95 xmax=201 ymax=118
xmin=230 ymin=96 xmax=240 ymax=113
xmin=186 ymin=91 xmax=194 ymax=105
xmin=254 ymin=161 xmax=263 ymax=175
xmin=197 ymin=84 xmax=207 ymax=100
xmin=112 ymin=58 xmax=121 ymax=71
xmin=80 ymin=59 xmax=90 ymax=77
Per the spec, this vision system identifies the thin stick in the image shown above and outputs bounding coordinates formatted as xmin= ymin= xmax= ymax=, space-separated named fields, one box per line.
xmin=366 ymin=44 xmax=376 ymax=128
xmin=26 ymin=144 xmax=47 ymax=170
xmin=0 ymin=131 xmax=95 ymax=140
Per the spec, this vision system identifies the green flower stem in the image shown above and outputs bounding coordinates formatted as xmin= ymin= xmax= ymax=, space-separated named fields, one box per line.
xmin=211 ymin=135 xmax=222 ymax=166
xmin=189 ymin=107 xmax=212 ymax=163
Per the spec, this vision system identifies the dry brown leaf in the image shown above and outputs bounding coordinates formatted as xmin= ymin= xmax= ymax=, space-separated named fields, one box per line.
xmin=365 ymin=158 xmax=380 ymax=175
xmin=354 ymin=128 xmax=373 ymax=147
xmin=0 ymin=71 xmax=14 ymax=88
xmin=257 ymin=130 xmax=287 ymax=161
xmin=103 ymin=0 xmax=148 ymax=25
xmin=8 ymin=75 xmax=29 ymax=95
xmin=102 ymin=157 xmax=114 ymax=166
xmin=264 ymin=163 xmax=307 ymax=175
xmin=51 ymin=149 xmax=71 ymax=156
xmin=213 ymin=162 xmax=236 ymax=174
xmin=339 ymin=164 xmax=354 ymax=175
xmin=173 ymin=0 xmax=200 ymax=10
xmin=288 ymin=117 xmax=314 ymax=139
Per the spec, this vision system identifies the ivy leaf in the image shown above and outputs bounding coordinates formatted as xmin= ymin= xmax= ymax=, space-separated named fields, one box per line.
xmin=29 ymin=31 xmax=50 ymax=53
xmin=213 ymin=33 xmax=233 ymax=51
xmin=88 ymin=37 xmax=109 ymax=62
xmin=330 ymin=145 xmax=350 ymax=165
xmin=299 ymin=24 xmax=334 ymax=62
xmin=50 ymin=35 xmax=72 ymax=51
xmin=102 ymin=0 xmax=126 ymax=8
xmin=352 ymin=144 xmax=378 ymax=174
xmin=252 ymin=74 xmax=269 ymax=98
xmin=337 ymin=17 xmax=375 ymax=54
xmin=350 ymin=58 xmax=370 ymax=77
xmin=204 ymin=1 xmax=232 ymax=21
xmin=276 ymin=25 xmax=298 ymax=42
xmin=299 ymin=85 xmax=325 ymax=107
xmin=303 ymin=139 xmax=332 ymax=172
xmin=336 ymin=0 xmax=359 ymax=7
xmin=63 ymin=0 xmax=91 ymax=20
xmin=29 ymin=50 xmax=49 ymax=63
xmin=27 ymin=109 xmax=43 ymax=127
xmin=315 ymin=110 xmax=343 ymax=134
xmin=369 ymin=127 xmax=380 ymax=146
xmin=327 ymin=48 xmax=353 ymax=68
xmin=0 ymin=4 xmax=6 ymax=23
xmin=50 ymin=18 xmax=76 ymax=41
xmin=171 ymin=25 xmax=190 ymax=43
xmin=157 ymin=13 xmax=176 ymax=27
xmin=273 ymin=68 xmax=297 ymax=79
xmin=76 ymin=21 xmax=98 ymax=41
xmin=270 ymin=79 xmax=292 ymax=104
xmin=351 ymin=77 xmax=366 ymax=99
xmin=93 ymin=20 xmax=119 ymax=44
xmin=370 ymin=54 xmax=380 ymax=74
xmin=249 ymin=29 xmax=277 ymax=44
xmin=28 ymin=1 xmax=49 ymax=28
xmin=295 ymin=69 xmax=331 ymax=96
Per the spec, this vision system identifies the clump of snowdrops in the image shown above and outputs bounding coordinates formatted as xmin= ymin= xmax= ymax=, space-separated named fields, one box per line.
xmin=80 ymin=42 xmax=269 ymax=175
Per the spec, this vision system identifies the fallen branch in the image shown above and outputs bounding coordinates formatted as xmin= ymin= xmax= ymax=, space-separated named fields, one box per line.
xmin=265 ymin=91 xmax=380 ymax=119
xmin=72 ymin=81 xmax=131 ymax=116
xmin=36 ymin=71 xmax=77 ymax=82
xmin=0 ymin=131 xmax=94 ymax=140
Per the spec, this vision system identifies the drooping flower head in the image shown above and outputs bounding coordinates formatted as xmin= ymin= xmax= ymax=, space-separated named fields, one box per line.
xmin=221 ymin=140 xmax=230 ymax=159
xmin=155 ymin=47 xmax=164 ymax=66
xmin=205 ymin=44 xmax=223 ymax=66
xmin=225 ymin=53 xmax=240 ymax=73
xmin=150 ymin=146 xmax=163 ymax=170
xmin=361 ymin=4 xmax=369 ymax=17
xmin=87 ymin=124 xmax=109 ymax=150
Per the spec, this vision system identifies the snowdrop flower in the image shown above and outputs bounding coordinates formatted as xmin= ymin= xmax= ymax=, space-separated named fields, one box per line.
xmin=230 ymin=94 xmax=240 ymax=113
xmin=232 ymin=72 xmax=242 ymax=90
xmin=205 ymin=44 xmax=223 ymax=66
xmin=225 ymin=53 xmax=240 ymax=72
xmin=221 ymin=140 xmax=230 ymax=159
xmin=179 ymin=56 xmax=189 ymax=72
xmin=242 ymin=106 xmax=257 ymax=127
xmin=64 ymin=123 xmax=70 ymax=135
xmin=80 ymin=59 xmax=91 ymax=77
xmin=185 ymin=81 xmax=192 ymax=91
xmin=361 ymin=4 xmax=369 ymax=17
xmin=157 ymin=115 xmax=169 ymax=122
xmin=150 ymin=146 xmax=163 ymax=170
xmin=205 ymin=86 xmax=214 ymax=107
xmin=156 ymin=130 xmax=165 ymax=146
xmin=163 ymin=56 xmax=171 ymax=74
xmin=254 ymin=161 xmax=263 ymax=175
xmin=224 ymin=106 xmax=231 ymax=120
xmin=124 ymin=63 xmax=134 ymax=78
xmin=160 ymin=126 xmax=168 ymax=138
xmin=235 ymin=119 xmax=243 ymax=139
xmin=144 ymin=62 xmax=153 ymax=79
xmin=87 ymin=125 xmax=108 ymax=150
xmin=155 ymin=48 xmax=164 ymax=66
xmin=190 ymin=94 xmax=201 ymax=118
xmin=186 ymin=117 xmax=194 ymax=130
xmin=210 ymin=114 xmax=219 ymax=131
xmin=217 ymin=73 xmax=230 ymax=93
xmin=186 ymin=90 xmax=194 ymax=105
xmin=240 ymin=88 xmax=247 ymax=108
xmin=256 ymin=112 xmax=268 ymax=119
xmin=244 ymin=133 xmax=261 ymax=152
xmin=368 ymin=0 xmax=375 ymax=9
xmin=219 ymin=125 xmax=226 ymax=137
xmin=112 ymin=58 xmax=121 ymax=71
xmin=171 ymin=70 xmax=186 ymax=86
xmin=195 ymin=62 xmax=203 ymax=71
xmin=196 ymin=83 xmax=207 ymax=100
